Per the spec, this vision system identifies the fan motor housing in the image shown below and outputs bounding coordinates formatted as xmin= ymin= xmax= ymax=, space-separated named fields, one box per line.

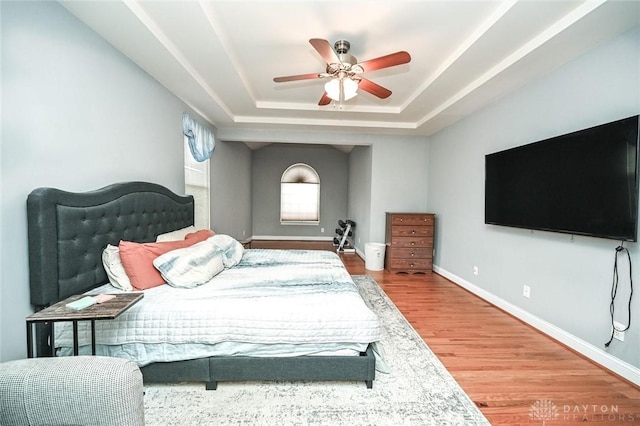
xmin=334 ymin=40 xmax=357 ymax=66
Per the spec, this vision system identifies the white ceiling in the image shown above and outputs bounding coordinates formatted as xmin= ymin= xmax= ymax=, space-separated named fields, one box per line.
xmin=61 ymin=0 xmax=640 ymax=147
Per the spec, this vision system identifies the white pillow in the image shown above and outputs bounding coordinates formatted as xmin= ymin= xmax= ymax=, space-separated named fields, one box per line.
xmin=155 ymin=226 xmax=197 ymax=242
xmin=209 ymin=234 xmax=244 ymax=268
xmin=101 ymin=244 xmax=133 ymax=291
xmin=153 ymin=238 xmax=225 ymax=288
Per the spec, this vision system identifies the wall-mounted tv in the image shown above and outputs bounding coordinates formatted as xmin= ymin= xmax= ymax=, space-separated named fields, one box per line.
xmin=485 ymin=115 xmax=639 ymax=242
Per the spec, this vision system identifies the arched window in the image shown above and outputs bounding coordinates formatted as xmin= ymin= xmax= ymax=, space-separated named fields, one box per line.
xmin=280 ymin=163 xmax=320 ymax=224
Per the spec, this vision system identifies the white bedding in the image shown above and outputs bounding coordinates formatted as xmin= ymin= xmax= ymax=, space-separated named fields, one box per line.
xmin=55 ymin=249 xmax=381 ymax=366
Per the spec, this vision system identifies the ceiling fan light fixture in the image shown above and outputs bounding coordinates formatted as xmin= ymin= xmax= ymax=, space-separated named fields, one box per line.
xmin=324 ymin=78 xmax=358 ymax=102
xmin=274 ymin=39 xmax=409 ymax=106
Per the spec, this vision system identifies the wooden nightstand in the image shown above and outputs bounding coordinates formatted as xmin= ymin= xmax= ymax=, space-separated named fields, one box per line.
xmin=26 ymin=293 xmax=143 ymax=358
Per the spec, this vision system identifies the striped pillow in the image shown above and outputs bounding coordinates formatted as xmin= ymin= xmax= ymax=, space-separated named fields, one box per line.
xmin=153 ymin=238 xmax=224 ymax=288
xmin=209 ymin=234 xmax=244 ymax=268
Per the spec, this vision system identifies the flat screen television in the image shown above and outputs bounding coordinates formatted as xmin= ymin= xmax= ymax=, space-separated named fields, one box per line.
xmin=485 ymin=115 xmax=639 ymax=242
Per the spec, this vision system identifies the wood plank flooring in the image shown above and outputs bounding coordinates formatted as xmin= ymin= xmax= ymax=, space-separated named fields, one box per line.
xmin=339 ymin=253 xmax=640 ymax=425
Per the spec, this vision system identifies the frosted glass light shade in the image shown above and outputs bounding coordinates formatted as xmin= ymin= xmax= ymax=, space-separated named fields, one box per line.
xmin=342 ymin=78 xmax=358 ymax=100
xmin=324 ymin=78 xmax=358 ymax=101
xmin=324 ymin=79 xmax=340 ymax=100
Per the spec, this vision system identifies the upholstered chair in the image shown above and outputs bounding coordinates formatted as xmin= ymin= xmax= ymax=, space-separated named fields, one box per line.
xmin=0 ymin=356 xmax=145 ymax=426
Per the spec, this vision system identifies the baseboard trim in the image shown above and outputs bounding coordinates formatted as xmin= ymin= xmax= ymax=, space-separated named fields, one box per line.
xmin=433 ymin=265 xmax=640 ymax=387
xmin=252 ymin=235 xmax=334 ymax=241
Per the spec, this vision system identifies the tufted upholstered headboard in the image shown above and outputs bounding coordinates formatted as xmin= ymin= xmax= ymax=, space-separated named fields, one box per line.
xmin=27 ymin=182 xmax=194 ymax=308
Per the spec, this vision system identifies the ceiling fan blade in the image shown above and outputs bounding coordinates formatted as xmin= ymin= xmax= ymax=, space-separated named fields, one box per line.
xmin=359 ymin=78 xmax=392 ymax=99
xmin=355 ymin=51 xmax=411 ymax=73
xmin=273 ymin=73 xmax=323 ymax=83
xmin=318 ymin=92 xmax=332 ymax=106
xmin=309 ymin=38 xmax=341 ymax=64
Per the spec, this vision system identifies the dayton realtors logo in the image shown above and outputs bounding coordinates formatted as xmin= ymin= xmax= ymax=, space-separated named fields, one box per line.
xmin=530 ymin=399 xmax=640 ymax=423
xmin=529 ymin=400 xmax=558 ymax=424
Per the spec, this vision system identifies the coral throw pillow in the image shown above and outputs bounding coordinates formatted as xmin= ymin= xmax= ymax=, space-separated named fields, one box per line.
xmin=119 ymin=229 xmax=214 ymax=290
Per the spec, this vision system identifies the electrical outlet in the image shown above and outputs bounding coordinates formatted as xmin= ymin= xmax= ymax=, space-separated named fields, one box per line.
xmin=473 ymin=266 xmax=479 ymax=276
xmin=613 ymin=321 xmax=626 ymax=342
xmin=321 ymin=228 xmax=324 ymax=233
xmin=523 ymin=285 xmax=531 ymax=298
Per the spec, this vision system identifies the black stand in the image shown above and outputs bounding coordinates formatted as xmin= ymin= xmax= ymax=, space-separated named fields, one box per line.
xmin=334 ymin=219 xmax=356 ymax=253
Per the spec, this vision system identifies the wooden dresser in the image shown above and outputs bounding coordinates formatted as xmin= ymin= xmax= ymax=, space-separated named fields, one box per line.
xmin=385 ymin=212 xmax=435 ymax=273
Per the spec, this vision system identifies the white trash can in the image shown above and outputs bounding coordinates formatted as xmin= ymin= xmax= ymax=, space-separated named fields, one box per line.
xmin=365 ymin=243 xmax=386 ymax=271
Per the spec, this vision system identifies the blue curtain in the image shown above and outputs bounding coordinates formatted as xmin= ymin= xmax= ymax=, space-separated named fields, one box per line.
xmin=182 ymin=113 xmax=216 ymax=162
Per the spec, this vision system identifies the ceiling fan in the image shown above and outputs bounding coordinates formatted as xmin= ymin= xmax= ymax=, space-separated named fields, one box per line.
xmin=273 ymin=39 xmax=411 ymax=106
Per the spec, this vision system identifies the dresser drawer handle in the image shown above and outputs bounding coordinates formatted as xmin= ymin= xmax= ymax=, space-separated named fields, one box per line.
xmin=399 ymin=218 xmax=403 ymax=222
xmin=410 ymin=241 xmax=415 ymax=246
xmin=410 ymin=253 xmax=415 ymax=257
xmin=411 ymin=230 xmax=415 ymax=234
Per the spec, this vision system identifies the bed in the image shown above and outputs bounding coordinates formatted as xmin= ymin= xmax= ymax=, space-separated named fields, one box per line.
xmin=26 ymin=181 xmax=378 ymax=389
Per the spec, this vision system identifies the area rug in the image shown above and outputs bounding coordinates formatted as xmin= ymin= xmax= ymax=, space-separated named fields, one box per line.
xmin=143 ymin=275 xmax=489 ymax=425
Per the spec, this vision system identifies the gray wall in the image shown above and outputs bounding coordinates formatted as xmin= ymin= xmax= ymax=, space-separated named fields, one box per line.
xmin=348 ymin=146 xmax=373 ymax=251
xmin=210 ymin=140 xmax=252 ymax=240
xmin=218 ymin=127 xmax=430 ymax=253
xmin=369 ymin=137 xmax=429 ymax=246
xmin=0 ymin=1 xmax=222 ymax=361
xmin=427 ymin=27 xmax=640 ymax=372
xmin=251 ymin=144 xmax=348 ymax=239
xmin=346 ymin=138 xmax=430 ymax=254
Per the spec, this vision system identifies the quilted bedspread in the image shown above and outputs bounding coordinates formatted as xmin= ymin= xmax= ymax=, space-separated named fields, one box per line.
xmin=55 ymin=249 xmax=381 ymax=364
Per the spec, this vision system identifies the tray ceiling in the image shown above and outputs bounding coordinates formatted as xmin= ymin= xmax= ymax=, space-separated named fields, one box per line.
xmin=61 ymin=1 xmax=640 ymax=144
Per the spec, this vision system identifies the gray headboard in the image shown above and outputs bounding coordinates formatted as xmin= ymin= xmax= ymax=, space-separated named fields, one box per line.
xmin=27 ymin=182 xmax=194 ymax=308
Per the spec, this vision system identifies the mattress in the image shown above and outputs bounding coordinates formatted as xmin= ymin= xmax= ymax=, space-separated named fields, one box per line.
xmin=55 ymin=249 xmax=381 ymax=366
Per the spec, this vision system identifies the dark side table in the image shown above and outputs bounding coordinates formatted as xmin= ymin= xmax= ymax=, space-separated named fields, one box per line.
xmin=26 ymin=293 xmax=143 ymax=358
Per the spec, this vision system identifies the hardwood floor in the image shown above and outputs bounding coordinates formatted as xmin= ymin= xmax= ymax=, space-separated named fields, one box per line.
xmin=339 ymin=252 xmax=640 ymax=425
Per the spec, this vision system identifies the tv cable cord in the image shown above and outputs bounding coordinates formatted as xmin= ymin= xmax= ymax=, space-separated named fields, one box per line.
xmin=604 ymin=242 xmax=633 ymax=348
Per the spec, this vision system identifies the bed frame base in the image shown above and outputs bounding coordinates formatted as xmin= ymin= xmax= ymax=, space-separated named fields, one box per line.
xmin=141 ymin=346 xmax=376 ymax=390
